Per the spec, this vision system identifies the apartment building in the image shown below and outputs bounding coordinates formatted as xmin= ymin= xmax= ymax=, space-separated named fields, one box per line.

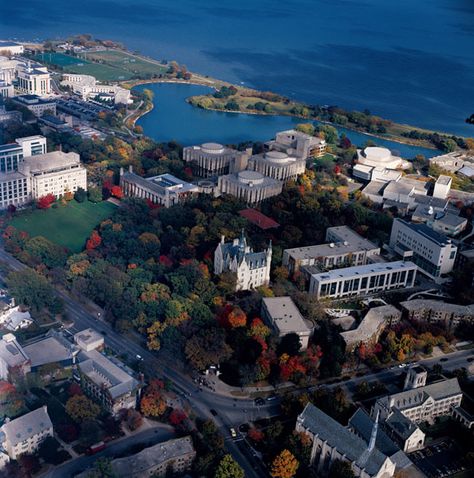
xmin=389 ymin=218 xmax=457 ymax=280
xmin=1 ymin=406 xmax=53 ymax=459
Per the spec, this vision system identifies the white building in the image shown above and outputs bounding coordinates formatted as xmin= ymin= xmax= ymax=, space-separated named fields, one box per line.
xmin=296 ymin=403 xmax=396 ymax=478
xmin=389 ymin=218 xmax=457 ymax=280
xmin=1 ymin=406 xmax=53 ymax=459
xmin=0 ymin=42 xmax=24 ymax=56
xmin=183 ymin=143 xmax=251 ymax=177
xmin=74 ymin=328 xmax=105 ymax=352
xmin=77 ymin=348 xmax=142 ymax=415
xmin=261 ymin=296 xmax=312 ymax=350
xmin=18 ymin=150 xmax=87 ymax=199
xmin=61 ymin=73 xmax=131 ymax=104
xmin=16 ymin=62 xmax=51 ymax=96
xmin=373 ymin=369 xmax=462 ymax=425
xmin=214 ymin=231 xmax=272 ymax=291
xmin=0 ymin=299 xmax=32 ymax=331
xmin=432 ymin=175 xmax=452 ymax=199
xmin=120 ymin=167 xmax=199 ymax=208
xmin=0 ymin=333 xmax=30 ymax=381
xmin=309 ymin=261 xmax=417 ymax=300
xmin=265 ymin=129 xmax=327 ymax=159
xmin=0 ymin=80 xmax=14 ymax=98
xmin=247 ymin=150 xmax=306 ymax=181
xmin=12 ymin=94 xmax=56 ymax=117
xmin=340 ymin=305 xmax=401 ymax=353
xmin=357 ymin=147 xmax=410 ymax=171
xmin=282 ymin=226 xmax=380 ymax=275
xmin=217 ymin=170 xmax=283 ymax=204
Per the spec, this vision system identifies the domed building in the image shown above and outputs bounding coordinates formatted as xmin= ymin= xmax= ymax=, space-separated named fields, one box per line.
xmin=183 ymin=142 xmax=251 ymax=178
xmin=217 ymin=170 xmax=283 ymax=204
xmin=247 ymin=150 xmax=306 ymax=181
xmin=357 ymin=147 xmax=410 ymax=170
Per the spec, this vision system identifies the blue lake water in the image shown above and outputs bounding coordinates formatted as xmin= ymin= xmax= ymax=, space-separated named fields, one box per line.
xmin=135 ymin=83 xmax=440 ymax=159
xmin=2 ymin=0 xmax=473 ymax=136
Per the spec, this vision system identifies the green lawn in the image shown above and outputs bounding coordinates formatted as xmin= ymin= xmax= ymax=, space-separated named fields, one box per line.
xmin=10 ymin=201 xmax=117 ymax=253
xmin=34 ymin=52 xmax=133 ymax=82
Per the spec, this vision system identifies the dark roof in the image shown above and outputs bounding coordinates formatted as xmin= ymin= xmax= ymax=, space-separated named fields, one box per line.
xmin=348 ymin=408 xmax=399 ymax=456
xmin=239 ymin=208 xmax=280 ymax=230
xmin=298 ymin=403 xmax=389 ymax=476
xmin=385 ymin=409 xmax=419 ymax=441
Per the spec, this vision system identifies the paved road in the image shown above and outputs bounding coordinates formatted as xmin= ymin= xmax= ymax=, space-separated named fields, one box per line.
xmin=44 ymin=425 xmax=175 ymax=478
xmin=2 ymin=247 xmax=473 ymax=478
xmin=0 ymin=248 xmax=268 ymax=478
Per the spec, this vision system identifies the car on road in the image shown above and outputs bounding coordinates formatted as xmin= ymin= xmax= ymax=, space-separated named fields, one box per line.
xmin=440 ymin=358 xmax=448 ymax=362
xmin=398 ymin=363 xmax=408 ymax=368
xmin=254 ymin=397 xmax=265 ymax=406
xmin=136 ymin=354 xmax=143 ymax=360
xmin=210 ymin=409 xmax=218 ymax=416
xmin=229 ymin=427 xmax=237 ymax=438
xmin=266 ymin=395 xmax=277 ymax=401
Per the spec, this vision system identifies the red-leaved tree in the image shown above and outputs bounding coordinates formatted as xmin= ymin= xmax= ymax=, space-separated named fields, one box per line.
xmin=37 ymin=193 xmax=56 ymax=209
xmin=86 ymin=230 xmax=102 ymax=250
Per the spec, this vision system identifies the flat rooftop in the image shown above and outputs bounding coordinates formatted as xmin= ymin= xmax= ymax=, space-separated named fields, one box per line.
xmin=262 ymin=296 xmax=312 ymax=334
xmin=22 ymin=150 xmax=81 ymax=172
xmin=396 ymin=219 xmax=455 ymax=247
xmin=326 ymin=226 xmax=379 ymax=251
xmin=311 ymin=260 xmax=417 ymax=281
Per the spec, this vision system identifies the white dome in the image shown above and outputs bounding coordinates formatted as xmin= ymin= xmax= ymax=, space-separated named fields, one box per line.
xmin=264 ymin=151 xmax=294 ymax=163
xmin=358 ymin=146 xmax=402 ymax=169
xmin=238 ymin=170 xmax=265 ymax=185
xmin=201 ymin=142 xmax=225 ymax=154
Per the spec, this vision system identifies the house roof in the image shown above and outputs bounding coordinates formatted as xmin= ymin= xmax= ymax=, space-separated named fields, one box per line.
xmin=23 ymin=333 xmax=77 ymax=368
xmin=2 ymin=406 xmax=52 ymax=446
xmin=262 ymin=296 xmax=312 ymax=335
xmin=376 ymin=378 xmax=462 ymax=412
xmin=385 ymin=408 xmax=421 ymax=441
xmin=297 ymin=403 xmax=390 ymax=476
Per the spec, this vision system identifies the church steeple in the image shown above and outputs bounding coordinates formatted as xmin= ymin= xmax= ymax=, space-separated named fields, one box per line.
xmin=368 ymin=409 xmax=379 ymax=452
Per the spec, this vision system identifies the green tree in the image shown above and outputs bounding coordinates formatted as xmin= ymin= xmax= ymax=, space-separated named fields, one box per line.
xmin=66 ymin=395 xmax=100 ymax=423
xmin=6 ymin=269 xmax=62 ymax=312
xmin=74 ymin=187 xmax=87 ymax=203
xmin=296 ymin=123 xmax=315 ymax=136
xmin=88 ymin=186 xmax=103 ymax=203
xmin=86 ymin=457 xmax=116 ymax=478
xmin=185 ymin=327 xmax=232 ymax=371
xmin=215 ymin=454 xmax=244 ymax=478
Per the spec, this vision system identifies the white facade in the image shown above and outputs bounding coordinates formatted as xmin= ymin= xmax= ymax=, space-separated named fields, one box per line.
xmin=1 ymin=406 xmax=53 ymax=459
xmin=120 ymin=168 xmax=199 ymax=208
xmin=183 ymin=143 xmax=251 ymax=177
xmin=16 ymin=63 xmax=51 ymax=96
xmin=432 ymin=175 xmax=452 ymax=199
xmin=61 ymin=73 xmax=131 ymax=104
xmin=18 ymin=150 xmax=87 ymax=199
xmin=218 ymin=170 xmax=283 ymax=204
xmin=266 ymin=129 xmax=327 ymax=159
xmin=12 ymin=95 xmax=57 ymax=117
xmin=309 ymin=261 xmax=417 ymax=299
xmin=247 ymin=151 xmax=306 ymax=181
xmin=0 ymin=81 xmax=14 ymax=98
xmin=357 ymin=147 xmax=409 ymax=171
xmin=0 ymin=42 xmax=24 ymax=56
xmin=214 ymin=232 xmax=271 ymax=291
xmin=389 ymin=218 xmax=457 ymax=280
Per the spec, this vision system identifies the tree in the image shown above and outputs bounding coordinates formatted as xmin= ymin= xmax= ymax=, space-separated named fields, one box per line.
xmin=277 ymin=333 xmax=302 ymax=357
xmin=74 ymin=187 xmax=87 ymax=203
xmin=140 ymin=380 xmax=167 ymax=417
xmin=215 ymin=454 xmax=244 ymax=478
xmin=7 ymin=269 xmax=62 ymax=312
xmin=66 ymin=395 xmax=100 ymax=422
xmin=329 ymin=459 xmax=356 ymax=478
xmin=296 ymin=123 xmax=315 ymax=136
xmin=38 ymin=436 xmax=60 ymax=463
xmin=86 ymin=457 xmax=116 ymax=478
xmin=126 ymin=409 xmax=143 ymax=430
xmin=227 ymin=306 xmax=247 ymax=328
xmin=88 ymin=186 xmax=103 ymax=203
xmin=110 ymin=185 xmax=123 ymax=199
xmin=0 ymin=380 xmax=24 ymax=416
xmin=169 ymin=408 xmax=187 ymax=426
xmin=18 ymin=454 xmax=40 ymax=476
xmin=271 ymin=449 xmax=299 ymax=478
xmin=86 ymin=230 xmax=102 ymax=250
xmin=37 ymin=193 xmax=56 ymax=209
xmin=185 ymin=327 xmax=233 ymax=370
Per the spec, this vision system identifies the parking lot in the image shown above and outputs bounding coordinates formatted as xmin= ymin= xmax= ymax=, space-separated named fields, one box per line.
xmin=410 ymin=438 xmax=468 ymax=477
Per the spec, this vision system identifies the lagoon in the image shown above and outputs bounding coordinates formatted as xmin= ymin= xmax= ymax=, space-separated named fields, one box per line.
xmin=135 ymin=83 xmax=440 ymax=159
